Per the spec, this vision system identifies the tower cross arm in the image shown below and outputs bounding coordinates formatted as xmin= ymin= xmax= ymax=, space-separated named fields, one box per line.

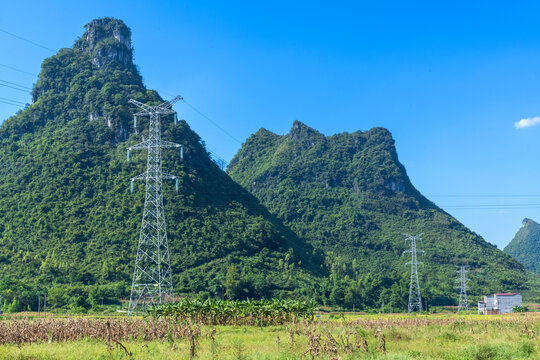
xmin=128 ymin=99 xmax=154 ymax=112
xmin=161 ymin=140 xmax=183 ymax=149
xmin=403 ymin=249 xmax=424 ymax=254
xmin=162 ymin=173 xmax=178 ymax=180
xmin=130 ymin=173 xmax=147 ymax=182
xmin=155 ymin=95 xmax=183 ymax=112
xmin=128 ymin=141 xmax=150 ymax=151
xmin=405 ymin=261 xmax=424 ymax=267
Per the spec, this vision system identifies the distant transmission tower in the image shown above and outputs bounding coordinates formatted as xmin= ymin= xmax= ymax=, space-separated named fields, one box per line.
xmin=127 ymin=96 xmax=184 ymax=317
xmin=456 ymin=265 xmax=470 ymax=311
xmin=403 ymin=233 xmax=425 ymax=313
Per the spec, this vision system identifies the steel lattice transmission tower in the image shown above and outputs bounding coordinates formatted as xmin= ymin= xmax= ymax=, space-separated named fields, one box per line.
xmin=403 ymin=233 xmax=425 ymax=313
xmin=456 ymin=265 xmax=470 ymax=312
xmin=127 ymin=96 xmax=184 ymax=317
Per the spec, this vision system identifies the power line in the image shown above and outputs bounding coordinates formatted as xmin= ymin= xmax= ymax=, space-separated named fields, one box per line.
xmin=445 ymin=207 xmax=540 ymax=210
xmin=141 ymin=86 xmax=234 ymax=162
xmin=429 ymin=195 xmax=540 ymax=198
xmin=443 ymin=203 xmax=540 ymax=207
xmin=0 ymin=63 xmax=38 ymax=77
xmin=0 ymin=28 xmax=55 ymax=53
xmin=0 ymin=82 xmax=31 ymax=93
xmin=0 ymin=97 xmax=26 ymax=105
xmin=182 ymin=99 xmax=242 ymax=144
xmin=0 ymin=79 xmax=32 ymax=90
xmin=442 ymin=203 xmax=540 ymax=210
xmin=0 ymin=100 xmax=23 ymax=107
xmin=182 ymin=202 xmax=540 ymax=211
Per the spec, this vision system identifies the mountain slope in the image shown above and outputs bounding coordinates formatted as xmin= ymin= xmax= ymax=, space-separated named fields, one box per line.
xmin=504 ymin=218 xmax=540 ymax=274
xmin=0 ymin=18 xmax=323 ymax=310
xmin=228 ymin=121 xmax=530 ymax=308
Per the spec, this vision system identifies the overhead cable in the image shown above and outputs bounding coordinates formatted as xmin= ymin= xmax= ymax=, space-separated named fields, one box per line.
xmin=0 ymin=28 xmax=55 ymax=53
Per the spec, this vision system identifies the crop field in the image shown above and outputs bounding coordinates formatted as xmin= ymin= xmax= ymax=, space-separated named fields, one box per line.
xmin=147 ymin=298 xmax=316 ymax=325
xmin=0 ymin=313 xmax=537 ymax=359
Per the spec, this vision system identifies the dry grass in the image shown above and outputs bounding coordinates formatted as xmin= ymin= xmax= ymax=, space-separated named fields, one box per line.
xmin=0 ymin=312 xmax=537 ymax=359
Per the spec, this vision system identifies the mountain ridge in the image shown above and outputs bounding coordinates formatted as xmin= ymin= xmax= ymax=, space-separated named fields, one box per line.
xmin=228 ymin=121 xmax=530 ymax=308
xmin=0 ymin=18 xmax=323 ymax=311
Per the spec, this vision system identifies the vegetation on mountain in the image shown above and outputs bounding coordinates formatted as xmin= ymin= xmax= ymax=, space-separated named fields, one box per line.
xmin=0 ymin=17 xmax=534 ymax=313
xmin=504 ymin=218 xmax=540 ymax=274
xmin=228 ymin=121 xmax=533 ymax=309
xmin=0 ymin=18 xmax=323 ymax=312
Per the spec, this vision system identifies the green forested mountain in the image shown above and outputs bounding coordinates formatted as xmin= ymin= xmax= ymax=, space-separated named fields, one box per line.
xmin=504 ymin=218 xmax=540 ymax=274
xmin=0 ymin=18 xmax=534 ymax=313
xmin=228 ymin=121 xmax=532 ymax=308
xmin=0 ymin=18 xmax=324 ymax=311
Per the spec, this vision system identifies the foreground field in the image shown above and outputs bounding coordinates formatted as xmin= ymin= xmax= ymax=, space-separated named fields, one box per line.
xmin=0 ymin=313 xmax=538 ymax=359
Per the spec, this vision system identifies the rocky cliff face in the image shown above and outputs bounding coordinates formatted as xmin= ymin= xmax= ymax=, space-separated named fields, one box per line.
xmin=74 ymin=18 xmax=133 ymax=68
xmin=24 ymin=18 xmax=141 ymax=143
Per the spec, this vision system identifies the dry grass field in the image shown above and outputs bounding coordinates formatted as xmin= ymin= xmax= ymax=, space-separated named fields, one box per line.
xmin=0 ymin=312 xmax=537 ymax=359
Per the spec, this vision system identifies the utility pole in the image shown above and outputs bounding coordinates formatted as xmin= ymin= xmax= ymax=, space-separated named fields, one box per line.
xmin=456 ymin=265 xmax=470 ymax=312
xmin=403 ymin=233 xmax=425 ymax=313
xmin=127 ymin=96 xmax=184 ymax=317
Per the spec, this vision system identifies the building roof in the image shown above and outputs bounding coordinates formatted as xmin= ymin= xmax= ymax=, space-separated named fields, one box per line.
xmin=494 ymin=293 xmax=520 ymax=296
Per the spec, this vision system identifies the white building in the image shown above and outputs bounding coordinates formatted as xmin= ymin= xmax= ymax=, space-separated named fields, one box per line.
xmin=494 ymin=293 xmax=522 ymax=314
xmin=477 ymin=301 xmax=486 ymax=314
xmin=485 ymin=295 xmax=496 ymax=311
xmin=478 ymin=293 xmax=522 ymax=314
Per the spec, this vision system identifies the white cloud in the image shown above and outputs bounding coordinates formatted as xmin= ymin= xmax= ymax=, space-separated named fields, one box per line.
xmin=515 ymin=116 xmax=540 ymax=129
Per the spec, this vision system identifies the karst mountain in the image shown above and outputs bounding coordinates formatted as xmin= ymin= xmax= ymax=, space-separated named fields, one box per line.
xmin=0 ymin=18 xmax=323 ymax=307
xmin=228 ymin=121 xmax=532 ymax=307
xmin=0 ymin=18 xmax=536 ymax=311
xmin=504 ymin=218 xmax=540 ymax=274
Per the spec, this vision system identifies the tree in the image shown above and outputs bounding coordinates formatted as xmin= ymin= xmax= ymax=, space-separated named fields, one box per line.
xmin=224 ymin=266 xmax=242 ymax=300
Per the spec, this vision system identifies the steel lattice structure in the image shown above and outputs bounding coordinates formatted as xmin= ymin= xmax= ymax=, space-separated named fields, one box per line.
xmin=456 ymin=265 xmax=470 ymax=312
xmin=403 ymin=233 xmax=425 ymax=313
xmin=127 ymin=96 xmax=184 ymax=317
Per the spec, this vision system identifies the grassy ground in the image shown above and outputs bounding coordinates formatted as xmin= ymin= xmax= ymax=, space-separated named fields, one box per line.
xmin=0 ymin=313 xmax=538 ymax=359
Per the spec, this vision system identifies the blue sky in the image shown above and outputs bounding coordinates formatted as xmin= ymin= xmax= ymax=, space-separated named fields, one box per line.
xmin=2 ymin=1 xmax=540 ymax=249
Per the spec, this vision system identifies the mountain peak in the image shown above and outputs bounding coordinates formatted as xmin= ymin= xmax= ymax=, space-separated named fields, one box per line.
xmin=0 ymin=18 xmax=324 ymax=303
xmin=292 ymin=120 xmax=309 ymax=129
xmin=229 ymin=121 xmax=530 ymax=300
xmin=505 ymin=218 xmax=540 ymax=273
xmin=289 ymin=120 xmax=323 ymax=142
xmin=75 ymin=18 xmax=132 ymax=68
